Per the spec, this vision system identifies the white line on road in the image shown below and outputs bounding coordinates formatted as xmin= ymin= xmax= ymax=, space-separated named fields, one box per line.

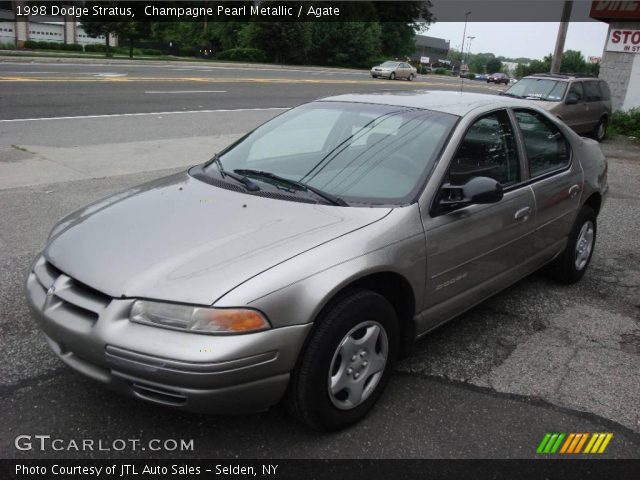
xmin=144 ymin=90 xmax=227 ymax=94
xmin=0 ymin=107 xmax=289 ymax=123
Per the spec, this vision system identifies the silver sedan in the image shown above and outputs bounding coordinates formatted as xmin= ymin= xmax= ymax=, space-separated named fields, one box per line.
xmin=27 ymin=91 xmax=607 ymax=431
xmin=370 ymin=61 xmax=417 ymax=80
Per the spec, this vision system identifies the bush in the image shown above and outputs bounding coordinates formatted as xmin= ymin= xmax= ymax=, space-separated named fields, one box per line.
xmin=418 ymin=65 xmax=429 ymax=74
xmin=466 ymin=73 xmax=476 ymax=80
xmin=23 ymin=40 xmax=38 ymax=49
xmin=0 ymin=42 xmax=15 ymax=50
xmin=434 ymin=67 xmax=448 ymax=75
xmin=217 ymin=47 xmax=267 ymax=63
xmin=177 ymin=46 xmax=196 ymax=57
xmin=141 ymin=48 xmax=162 ymax=56
xmin=84 ymin=44 xmax=106 ymax=53
xmin=610 ymin=109 xmax=640 ymax=140
xmin=60 ymin=43 xmax=83 ymax=51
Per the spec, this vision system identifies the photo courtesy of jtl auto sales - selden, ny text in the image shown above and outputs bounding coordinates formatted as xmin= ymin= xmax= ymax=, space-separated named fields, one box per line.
xmin=1 ymin=1 xmax=639 ymax=479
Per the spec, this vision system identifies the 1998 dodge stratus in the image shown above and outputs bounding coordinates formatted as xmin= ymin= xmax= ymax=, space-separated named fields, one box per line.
xmin=27 ymin=91 xmax=607 ymax=431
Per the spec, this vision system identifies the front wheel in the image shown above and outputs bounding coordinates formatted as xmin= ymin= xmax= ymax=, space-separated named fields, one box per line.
xmin=547 ymin=205 xmax=597 ymax=283
xmin=285 ymin=289 xmax=399 ymax=431
xmin=594 ymin=117 xmax=607 ymax=142
xmin=389 ymin=72 xmax=396 ymax=80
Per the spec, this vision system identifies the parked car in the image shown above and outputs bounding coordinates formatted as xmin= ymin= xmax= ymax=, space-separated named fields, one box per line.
xmin=370 ymin=61 xmax=417 ymax=81
xmin=501 ymin=74 xmax=612 ymax=141
xmin=487 ymin=72 xmax=510 ymax=84
xmin=27 ymin=91 xmax=607 ymax=431
xmin=474 ymin=73 xmax=488 ymax=81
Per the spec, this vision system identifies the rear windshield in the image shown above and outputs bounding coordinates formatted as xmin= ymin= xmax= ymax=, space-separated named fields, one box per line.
xmin=504 ymin=78 xmax=568 ymax=101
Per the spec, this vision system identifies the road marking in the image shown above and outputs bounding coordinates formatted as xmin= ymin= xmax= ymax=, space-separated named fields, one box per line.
xmin=0 ymin=107 xmax=289 ymax=123
xmin=144 ymin=90 xmax=227 ymax=94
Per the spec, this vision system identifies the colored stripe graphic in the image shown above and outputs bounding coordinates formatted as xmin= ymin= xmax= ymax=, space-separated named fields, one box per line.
xmin=538 ymin=433 xmax=613 ymax=454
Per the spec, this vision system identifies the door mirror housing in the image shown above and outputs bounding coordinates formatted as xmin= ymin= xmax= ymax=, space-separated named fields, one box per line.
xmin=565 ymin=94 xmax=579 ymax=105
xmin=438 ymin=176 xmax=504 ymax=210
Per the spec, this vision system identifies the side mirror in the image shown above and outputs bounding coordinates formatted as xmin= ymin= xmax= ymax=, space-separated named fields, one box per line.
xmin=565 ymin=95 xmax=579 ymax=105
xmin=438 ymin=176 xmax=504 ymax=209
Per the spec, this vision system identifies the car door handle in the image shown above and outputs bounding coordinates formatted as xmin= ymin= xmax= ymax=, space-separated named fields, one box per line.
xmin=514 ymin=206 xmax=532 ymax=222
xmin=568 ymin=184 xmax=581 ymax=198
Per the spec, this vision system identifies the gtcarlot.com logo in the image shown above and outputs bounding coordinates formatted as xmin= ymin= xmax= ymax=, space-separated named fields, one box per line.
xmin=536 ymin=432 xmax=613 ymax=455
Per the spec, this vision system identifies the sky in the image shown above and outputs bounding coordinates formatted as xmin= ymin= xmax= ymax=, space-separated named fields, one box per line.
xmin=423 ymin=21 xmax=609 ymax=60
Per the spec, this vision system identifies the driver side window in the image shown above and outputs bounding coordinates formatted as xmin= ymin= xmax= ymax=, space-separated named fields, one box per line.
xmin=448 ymin=110 xmax=520 ymax=186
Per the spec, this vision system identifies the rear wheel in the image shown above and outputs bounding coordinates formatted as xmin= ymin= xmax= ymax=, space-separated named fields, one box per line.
xmin=285 ymin=289 xmax=399 ymax=431
xmin=407 ymin=73 xmax=414 ymax=81
xmin=547 ymin=206 xmax=597 ymax=284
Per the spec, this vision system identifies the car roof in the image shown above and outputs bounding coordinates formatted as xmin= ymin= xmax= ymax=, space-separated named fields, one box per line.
xmin=525 ymin=73 xmax=599 ymax=82
xmin=317 ymin=90 xmax=524 ymax=116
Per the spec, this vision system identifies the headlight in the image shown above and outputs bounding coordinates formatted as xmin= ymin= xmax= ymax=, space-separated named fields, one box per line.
xmin=130 ymin=300 xmax=270 ymax=334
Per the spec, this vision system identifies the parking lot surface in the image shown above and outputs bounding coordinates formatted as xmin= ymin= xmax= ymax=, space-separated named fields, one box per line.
xmin=1 ymin=57 xmax=638 ymax=459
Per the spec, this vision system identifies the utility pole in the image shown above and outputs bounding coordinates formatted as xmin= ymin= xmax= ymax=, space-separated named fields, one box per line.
xmin=551 ymin=1 xmax=573 ymax=73
xmin=459 ymin=11 xmax=471 ymax=74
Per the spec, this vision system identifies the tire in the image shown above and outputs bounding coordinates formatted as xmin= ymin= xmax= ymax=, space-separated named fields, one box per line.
xmin=407 ymin=73 xmax=414 ymax=81
xmin=285 ymin=289 xmax=399 ymax=431
xmin=594 ymin=116 xmax=607 ymax=142
xmin=547 ymin=206 xmax=597 ymax=284
xmin=389 ymin=72 xmax=396 ymax=80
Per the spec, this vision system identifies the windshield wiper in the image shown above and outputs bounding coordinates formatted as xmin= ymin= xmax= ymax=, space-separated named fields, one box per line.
xmin=210 ymin=154 xmax=260 ymax=192
xmin=234 ymin=169 xmax=348 ymax=207
xmin=499 ymin=92 xmax=523 ymax=98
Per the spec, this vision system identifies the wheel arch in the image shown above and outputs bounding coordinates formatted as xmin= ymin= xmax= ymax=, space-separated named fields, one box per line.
xmin=584 ymin=192 xmax=602 ymax=216
xmin=314 ymin=271 xmax=417 ymax=359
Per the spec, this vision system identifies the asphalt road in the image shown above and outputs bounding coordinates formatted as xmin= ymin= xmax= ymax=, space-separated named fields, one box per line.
xmin=0 ymin=59 xmax=507 ymax=120
xmin=1 ymin=57 xmax=639 ymax=460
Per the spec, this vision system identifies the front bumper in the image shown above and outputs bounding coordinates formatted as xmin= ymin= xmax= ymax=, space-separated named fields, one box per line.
xmin=26 ymin=256 xmax=312 ymax=414
xmin=371 ymin=70 xmax=391 ymax=78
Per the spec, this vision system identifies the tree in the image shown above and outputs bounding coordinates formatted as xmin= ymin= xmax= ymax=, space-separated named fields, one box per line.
xmin=239 ymin=22 xmax=310 ymax=64
xmin=486 ymin=58 xmax=502 ymax=74
xmin=307 ymin=22 xmax=382 ymax=67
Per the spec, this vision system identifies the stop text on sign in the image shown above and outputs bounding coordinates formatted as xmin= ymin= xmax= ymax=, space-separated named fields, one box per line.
xmin=606 ymin=29 xmax=640 ymax=52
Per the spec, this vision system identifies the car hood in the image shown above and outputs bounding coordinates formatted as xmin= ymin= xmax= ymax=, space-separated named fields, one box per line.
xmin=45 ymin=172 xmax=391 ymax=305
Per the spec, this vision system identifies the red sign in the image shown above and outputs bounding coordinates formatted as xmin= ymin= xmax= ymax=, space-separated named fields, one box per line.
xmin=590 ymin=1 xmax=640 ymax=20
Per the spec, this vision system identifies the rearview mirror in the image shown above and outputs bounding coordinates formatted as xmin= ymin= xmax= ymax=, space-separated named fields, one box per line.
xmin=438 ymin=176 xmax=504 ymax=209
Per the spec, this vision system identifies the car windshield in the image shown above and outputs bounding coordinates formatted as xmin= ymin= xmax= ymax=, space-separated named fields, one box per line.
xmin=200 ymin=102 xmax=457 ymax=205
xmin=380 ymin=61 xmax=400 ymax=67
xmin=504 ymin=78 xmax=568 ymax=101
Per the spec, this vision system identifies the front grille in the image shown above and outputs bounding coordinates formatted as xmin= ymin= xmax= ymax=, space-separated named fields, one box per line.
xmin=32 ymin=257 xmax=111 ymax=323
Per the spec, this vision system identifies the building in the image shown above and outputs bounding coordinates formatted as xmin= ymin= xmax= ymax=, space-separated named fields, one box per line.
xmin=590 ymin=0 xmax=640 ymax=111
xmin=411 ymin=34 xmax=450 ymax=65
xmin=0 ymin=1 xmax=116 ymax=49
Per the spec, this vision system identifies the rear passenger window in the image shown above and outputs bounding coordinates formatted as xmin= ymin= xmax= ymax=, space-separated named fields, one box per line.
xmin=514 ymin=110 xmax=571 ymax=178
xmin=449 ymin=110 xmax=520 ymax=186
xmin=583 ymin=81 xmax=602 ymax=102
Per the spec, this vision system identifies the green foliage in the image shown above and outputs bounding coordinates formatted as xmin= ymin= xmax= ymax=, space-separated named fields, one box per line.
xmin=466 ymin=72 xmax=476 ymax=80
xmin=23 ymin=40 xmax=82 ymax=51
xmin=485 ymin=58 xmax=502 ymax=74
xmin=140 ymin=48 xmax=162 ymax=56
xmin=217 ymin=47 xmax=268 ymax=63
xmin=0 ymin=42 xmax=15 ymax=50
xmin=307 ymin=22 xmax=382 ymax=68
xmin=239 ymin=21 xmax=310 ymax=64
xmin=611 ymin=109 xmax=640 ymax=140
xmin=434 ymin=67 xmax=448 ymax=75
xmin=84 ymin=44 xmax=107 ymax=52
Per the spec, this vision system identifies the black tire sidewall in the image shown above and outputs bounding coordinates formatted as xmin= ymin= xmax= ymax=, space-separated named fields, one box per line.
xmin=550 ymin=206 xmax=597 ymax=283
xmin=291 ymin=290 xmax=399 ymax=431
